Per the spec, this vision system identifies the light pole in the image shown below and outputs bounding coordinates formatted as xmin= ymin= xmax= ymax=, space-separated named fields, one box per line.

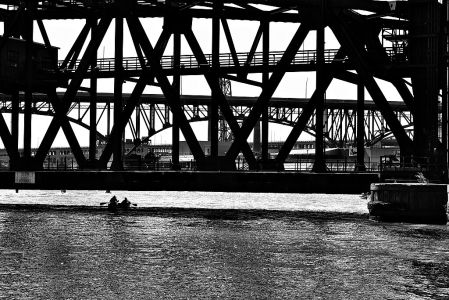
xmin=305 ymin=78 xmax=309 ymax=98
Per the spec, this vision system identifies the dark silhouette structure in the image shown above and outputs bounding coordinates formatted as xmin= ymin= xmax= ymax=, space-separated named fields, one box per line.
xmin=0 ymin=0 xmax=446 ymax=173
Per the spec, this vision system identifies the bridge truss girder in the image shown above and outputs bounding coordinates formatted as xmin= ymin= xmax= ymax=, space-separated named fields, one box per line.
xmin=0 ymin=95 xmax=414 ymax=153
xmin=0 ymin=0 xmax=445 ymax=172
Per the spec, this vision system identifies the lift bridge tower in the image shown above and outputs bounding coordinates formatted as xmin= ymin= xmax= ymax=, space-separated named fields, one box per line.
xmin=0 ymin=0 xmax=446 ymax=173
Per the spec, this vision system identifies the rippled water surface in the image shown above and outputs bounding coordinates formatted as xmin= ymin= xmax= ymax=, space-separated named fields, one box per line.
xmin=0 ymin=190 xmax=448 ymax=299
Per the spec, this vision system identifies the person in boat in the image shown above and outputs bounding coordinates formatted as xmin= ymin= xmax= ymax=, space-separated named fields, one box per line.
xmin=108 ymin=195 xmax=119 ymax=209
xmin=120 ymin=197 xmax=131 ymax=208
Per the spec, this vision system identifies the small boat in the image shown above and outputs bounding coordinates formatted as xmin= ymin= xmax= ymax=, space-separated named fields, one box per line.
xmin=102 ymin=197 xmax=136 ymax=210
xmin=107 ymin=203 xmax=131 ymax=210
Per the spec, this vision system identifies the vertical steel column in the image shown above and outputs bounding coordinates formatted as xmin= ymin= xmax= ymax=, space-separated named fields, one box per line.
xmin=107 ymin=101 xmax=111 ymax=138
xmin=89 ymin=15 xmax=97 ymax=161
xmin=210 ymin=2 xmax=221 ymax=156
xmin=172 ymin=8 xmax=180 ymax=169
xmin=344 ymin=109 xmax=348 ymax=144
xmin=356 ymin=79 xmax=366 ymax=171
xmin=11 ymin=92 xmax=19 ymax=155
xmin=441 ymin=0 xmax=448 ymax=168
xmin=135 ymin=105 xmax=141 ymax=140
xmin=410 ymin=1 xmax=440 ymax=158
xmin=112 ymin=16 xmax=124 ymax=170
xmin=312 ymin=1 xmax=326 ymax=172
xmin=253 ymin=120 xmax=261 ymax=154
xmin=262 ymin=19 xmax=269 ymax=162
xmin=24 ymin=2 xmax=34 ymax=158
xmin=149 ymin=103 xmax=155 ymax=136
xmin=165 ymin=105 xmax=170 ymax=126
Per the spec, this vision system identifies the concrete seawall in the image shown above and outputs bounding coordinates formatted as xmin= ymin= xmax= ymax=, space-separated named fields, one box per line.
xmin=1 ymin=171 xmax=379 ymax=194
xmin=368 ymin=183 xmax=449 ymax=224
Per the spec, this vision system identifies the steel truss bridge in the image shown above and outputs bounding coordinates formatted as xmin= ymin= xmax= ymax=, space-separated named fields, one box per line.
xmin=0 ymin=0 xmax=446 ymax=172
xmin=0 ymin=92 xmax=411 ymax=151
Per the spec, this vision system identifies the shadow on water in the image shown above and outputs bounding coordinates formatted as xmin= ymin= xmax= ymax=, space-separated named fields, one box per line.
xmin=1 ymin=202 xmax=449 ymax=299
xmin=0 ymin=203 xmax=368 ymax=221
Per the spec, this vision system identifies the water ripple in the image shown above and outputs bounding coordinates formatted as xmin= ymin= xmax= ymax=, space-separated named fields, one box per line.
xmin=0 ymin=191 xmax=448 ymax=299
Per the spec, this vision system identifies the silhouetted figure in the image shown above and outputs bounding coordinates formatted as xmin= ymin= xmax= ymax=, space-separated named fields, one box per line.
xmin=108 ymin=195 xmax=119 ymax=209
xmin=121 ymin=197 xmax=131 ymax=208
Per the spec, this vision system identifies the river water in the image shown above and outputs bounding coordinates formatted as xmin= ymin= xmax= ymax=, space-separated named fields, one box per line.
xmin=0 ymin=190 xmax=448 ymax=299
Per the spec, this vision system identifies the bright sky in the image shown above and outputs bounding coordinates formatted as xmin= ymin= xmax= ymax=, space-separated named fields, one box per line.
xmin=1 ymin=14 xmax=403 ymax=149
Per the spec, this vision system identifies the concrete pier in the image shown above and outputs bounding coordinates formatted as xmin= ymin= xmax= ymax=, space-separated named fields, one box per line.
xmin=1 ymin=171 xmax=379 ymax=194
xmin=368 ymin=183 xmax=449 ymax=224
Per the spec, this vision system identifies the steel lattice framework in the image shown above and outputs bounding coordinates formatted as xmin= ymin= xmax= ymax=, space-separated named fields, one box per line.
xmin=0 ymin=92 xmax=413 ymax=150
xmin=0 ymin=0 xmax=446 ymax=172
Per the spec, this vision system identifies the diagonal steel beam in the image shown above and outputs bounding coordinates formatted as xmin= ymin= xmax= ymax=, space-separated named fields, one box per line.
xmin=327 ymin=8 xmax=415 ymax=155
xmin=362 ymin=25 xmax=416 ymax=114
xmin=337 ymin=9 xmax=415 ymax=115
xmin=36 ymin=16 xmax=112 ymax=164
xmin=226 ymin=21 xmax=312 ymax=160
xmin=389 ymin=77 xmax=415 ymax=115
xmin=154 ymin=29 xmax=171 ymax=58
xmin=99 ymin=78 xmax=147 ymax=165
xmin=221 ymin=17 xmax=240 ymax=68
xmin=0 ymin=111 xmax=17 ymax=160
xmin=46 ymin=90 xmax=86 ymax=165
xmin=184 ymin=29 xmax=257 ymax=169
xmin=331 ymin=69 xmax=358 ymax=84
xmin=148 ymin=29 xmax=171 ymax=83
xmin=276 ymin=48 xmax=347 ymax=164
xmin=333 ymin=68 xmax=415 ymax=117
xmin=127 ymin=15 xmax=205 ymax=161
xmin=35 ymin=13 xmax=59 ymax=73
xmin=245 ymin=23 xmax=263 ymax=68
xmin=60 ymin=22 xmax=91 ymax=70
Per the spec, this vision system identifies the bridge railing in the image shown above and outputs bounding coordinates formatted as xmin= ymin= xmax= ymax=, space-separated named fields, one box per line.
xmin=284 ymin=158 xmax=380 ymax=172
xmin=57 ymin=47 xmax=407 ymax=73
xmin=379 ymin=155 xmax=439 ymax=173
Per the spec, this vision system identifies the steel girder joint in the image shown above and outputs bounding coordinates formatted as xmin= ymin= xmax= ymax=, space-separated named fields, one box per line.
xmin=163 ymin=13 xmax=192 ymax=35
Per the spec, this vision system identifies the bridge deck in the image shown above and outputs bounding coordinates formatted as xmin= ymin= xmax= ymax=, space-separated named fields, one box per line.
xmin=0 ymin=170 xmax=380 ymax=194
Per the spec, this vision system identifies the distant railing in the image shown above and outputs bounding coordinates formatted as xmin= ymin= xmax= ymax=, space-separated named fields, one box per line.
xmin=43 ymin=157 xmax=76 ymax=170
xmin=39 ymin=155 xmax=432 ymax=173
xmin=236 ymin=157 xmax=380 ymax=172
xmin=379 ymin=155 xmax=439 ymax=172
xmin=123 ymin=158 xmax=196 ymax=171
